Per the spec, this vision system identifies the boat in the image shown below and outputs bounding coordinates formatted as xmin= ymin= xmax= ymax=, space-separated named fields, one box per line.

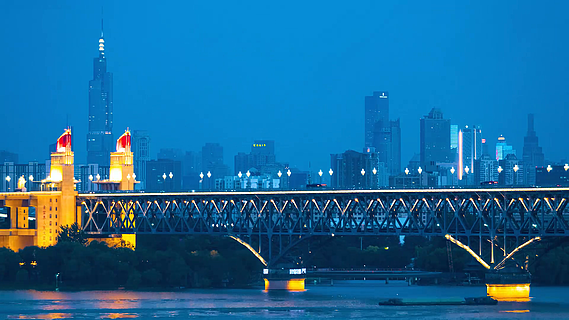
xmin=378 ymin=296 xmax=497 ymax=306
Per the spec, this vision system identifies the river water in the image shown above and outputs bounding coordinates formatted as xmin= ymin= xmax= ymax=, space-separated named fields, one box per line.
xmin=1 ymin=281 xmax=569 ymax=319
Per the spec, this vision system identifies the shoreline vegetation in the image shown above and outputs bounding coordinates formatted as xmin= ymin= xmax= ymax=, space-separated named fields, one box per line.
xmin=0 ymin=225 xmax=568 ymax=290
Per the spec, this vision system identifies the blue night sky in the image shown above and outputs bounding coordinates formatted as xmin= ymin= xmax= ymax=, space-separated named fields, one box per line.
xmin=2 ymin=1 xmax=569 ymax=173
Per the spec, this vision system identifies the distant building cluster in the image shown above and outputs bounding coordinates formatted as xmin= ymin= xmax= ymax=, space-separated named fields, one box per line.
xmin=0 ymin=24 xmax=566 ymax=193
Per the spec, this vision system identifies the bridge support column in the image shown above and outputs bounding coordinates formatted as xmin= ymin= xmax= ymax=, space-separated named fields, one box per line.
xmin=486 ymin=283 xmax=530 ymax=302
xmin=264 ymin=278 xmax=305 ymax=292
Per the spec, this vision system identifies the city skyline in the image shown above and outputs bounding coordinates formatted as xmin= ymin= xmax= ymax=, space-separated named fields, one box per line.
xmin=2 ymin=1 xmax=569 ymax=173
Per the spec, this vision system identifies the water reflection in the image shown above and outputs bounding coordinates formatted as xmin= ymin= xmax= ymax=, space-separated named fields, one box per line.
xmin=99 ymin=313 xmax=139 ymax=319
xmin=8 ymin=313 xmax=67 ymax=319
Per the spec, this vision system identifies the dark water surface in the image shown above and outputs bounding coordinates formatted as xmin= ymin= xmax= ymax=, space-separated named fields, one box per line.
xmin=1 ymin=281 xmax=569 ymax=319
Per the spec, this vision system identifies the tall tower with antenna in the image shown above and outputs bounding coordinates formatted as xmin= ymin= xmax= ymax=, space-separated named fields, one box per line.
xmin=87 ymin=15 xmax=114 ymax=166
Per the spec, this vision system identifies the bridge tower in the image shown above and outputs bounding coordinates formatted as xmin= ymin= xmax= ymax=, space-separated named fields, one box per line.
xmin=47 ymin=128 xmax=78 ymax=227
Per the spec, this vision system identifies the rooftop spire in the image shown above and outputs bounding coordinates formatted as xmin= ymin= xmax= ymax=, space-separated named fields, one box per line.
xmin=98 ymin=7 xmax=105 ymax=57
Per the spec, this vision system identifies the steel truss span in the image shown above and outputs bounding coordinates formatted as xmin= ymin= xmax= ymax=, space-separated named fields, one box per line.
xmin=78 ymin=188 xmax=569 ymax=238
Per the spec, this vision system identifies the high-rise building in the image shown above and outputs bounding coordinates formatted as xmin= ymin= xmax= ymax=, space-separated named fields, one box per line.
xmin=234 ymin=152 xmax=249 ymax=175
xmin=250 ymin=140 xmax=276 ymax=168
xmin=87 ymin=22 xmax=114 ymax=166
xmin=498 ymin=154 xmax=524 ymax=186
xmin=522 ymin=114 xmax=545 ymax=186
xmin=202 ymin=143 xmax=229 ymax=183
xmin=458 ymin=125 xmax=482 ymax=181
xmin=420 ymin=108 xmax=451 ymax=167
xmin=389 ymin=119 xmax=401 ymax=175
xmin=450 ymin=125 xmax=459 ymax=150
xmin=364 ymin=92 xmax=400 ymax=176
xmin=495 ymin=135 xmax=516 ymax=161
xmin=132 ymin=130 xmax=150 ymax=190
xmin=364 ymin=92 xmax=389 ymax=148
xmin=181 ymin=151 xmax=201 ymax=190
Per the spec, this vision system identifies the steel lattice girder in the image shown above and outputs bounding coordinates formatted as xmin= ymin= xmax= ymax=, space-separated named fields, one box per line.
xmin=77 ymin=188 xmax=569 ymax=237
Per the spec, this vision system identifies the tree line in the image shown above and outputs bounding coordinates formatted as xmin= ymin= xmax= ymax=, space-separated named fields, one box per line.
xmin=0 ymin=225 xmax=566 ymax=289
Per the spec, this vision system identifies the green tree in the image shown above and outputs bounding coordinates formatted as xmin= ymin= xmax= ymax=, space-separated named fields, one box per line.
xmin=56 ymin=223 xmax=87 ymax=245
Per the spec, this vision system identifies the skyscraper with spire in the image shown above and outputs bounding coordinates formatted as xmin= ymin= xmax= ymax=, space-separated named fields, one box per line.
xmin=522 ymin=114 xmax=544 ymax=186
xmin=87 ymin=19 xmax=113 ymax=166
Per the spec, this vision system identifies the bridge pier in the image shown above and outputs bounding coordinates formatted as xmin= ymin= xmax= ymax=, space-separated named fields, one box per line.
xmin=263 ymin=267 xmax=306 ymax=292
xmin=486 ymin=284 xmax=530 ymax=302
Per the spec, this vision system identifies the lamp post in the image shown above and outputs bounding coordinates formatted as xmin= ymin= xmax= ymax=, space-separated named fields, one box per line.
xmin=207 ymin=171 xmax=212 ymax=189
xmin=29 ymin=175 xmax=34 ymax=192
xmin=405 ymin=168 xmax=409 ymax=175
xmin=329 ymin=168 xmax=333 ymax=188
xmin=450 ymin=167 xmax=455 ymax=187
xmin=5 ymin=176 xmax=11 ymax=191
xmin=547 ymin=165 xmax=553 ymax=173
xmin=497 ymin=166 xmax=503 ymax=185
xmin=287 ymin=169 xmax=291 ymax=189
xmin=418 ymin=167 xmax=423 ymax=187
xmin=513 ymin=164 xmax=519 ymax=186
xmin=247 ymin=170 xmax=251 ymax=189
xmin=277 ymin=170 xmax=282 ymax=189
xmin=565 ymin=164 xmax=569 ymax=172
xmin=199 ymin=172 xmax=204 ymax=190
xmin=318 ymin=169 xmax=323 ymax=184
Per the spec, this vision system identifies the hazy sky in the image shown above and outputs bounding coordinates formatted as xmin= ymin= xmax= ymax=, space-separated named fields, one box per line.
xmin=2 ymin=1 xmax=569 ymax=173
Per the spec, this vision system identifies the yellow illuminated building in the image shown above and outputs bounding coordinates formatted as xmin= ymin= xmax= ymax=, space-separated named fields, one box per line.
xmin=0 ymin=129 xmax=138 ymax=251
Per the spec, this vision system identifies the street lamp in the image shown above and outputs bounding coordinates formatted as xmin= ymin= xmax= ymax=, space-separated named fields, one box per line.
xmin=565 ymin=164 xmax=569 ymax=172
xmin=199 ymin=172 xmax=204 ymax=180
xmin=418 ymin=167 xmax=423 ymax=187
xmin=318 ymin=169 xmax=323 ymax=183
xmin=547 ymin=165 xmax=553 ymax=173
xmin=162 ymin=173 xmax=167 ymax=180
xmin=277 ymin=170 xmax=282 ymax=178
xmin=513 ymin=164 xmax=519 ymax=185
xmin=329 ymin=168 xmax=333 ymax=176
xmin=5 ymin=176 xmax=11 ymax=191
xmin=238 ymin=171 xmax=242 ymax=178
xmin=417 ymin=167 xmax=423 ymax=175
xmin=405 ymin=168 xmax=409 ymax=175
xmin=372 ymin=167 xmax=377 ymax=175
xmin=169 ymin=172 xmax=173 ymax=179
xmin=246 ymin=170 xmax=251 ymax=178
xmin=96 ymin=173 xmax=101 ymax=181
xmin=497 ymin=166 xmax=503 ymax=174
xmin=361 ymin=168 xmax=365 ymax=176
xmin=207 ymin=171 xmax=211 ymax=178
xmin=450 ymin=167 xmax=455 ymax=186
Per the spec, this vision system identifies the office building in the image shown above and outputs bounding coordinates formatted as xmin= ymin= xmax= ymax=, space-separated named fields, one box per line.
xmin=145 ymin=159 xmax=182 ymax=192
xmin=132 ymin=130 xmax=150 ymax=190
xmin=0 ymin=151 xmax=18 ymax=164
xmin=522 ymin=114 xmax=545 ymax=186
xmin=536 ymin=165 xmax=569 ymax=187
xmin=364 ymin=91 xmax=389 ymax=148
xmin=498 ymin=154 xmax=523 ymax=186
xmin=202 ymin=143 xmax=229 ymax=183
xmin=495 ymin=135 xmax=516 ymax=161
xmin=420 ymin=108 xmax=451 ymax=166
xmin=458 ymin=125 xmax=482 ymax=181
xmin=330 ymin=150 xmax=384 ymax=189
xmin=364 ymin=91 xmax=401 ymax=176
xmin=87 ymin=22 xmax=114 ymax=166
